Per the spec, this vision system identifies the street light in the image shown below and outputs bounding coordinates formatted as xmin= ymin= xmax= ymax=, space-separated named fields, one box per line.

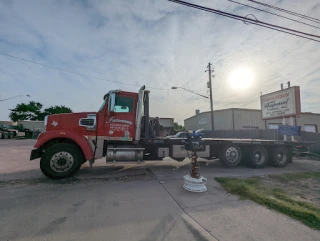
xmin=171 ymin=86 xmax=208 ymax=99
xmin=0 ymin=94 xmax=31 ymax=102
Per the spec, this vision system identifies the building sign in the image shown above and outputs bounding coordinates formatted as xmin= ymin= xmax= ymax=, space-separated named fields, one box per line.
xmin=260 ymin=86 xmax=301 ymax=120
xmin=199 ymin=118 xmax=206 ymax=125
xmin=278 ymin=125 xmax=301 ymax=136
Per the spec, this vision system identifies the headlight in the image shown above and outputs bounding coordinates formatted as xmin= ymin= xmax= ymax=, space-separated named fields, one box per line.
xmin=44 ymin=116 xmax=48 ymax=129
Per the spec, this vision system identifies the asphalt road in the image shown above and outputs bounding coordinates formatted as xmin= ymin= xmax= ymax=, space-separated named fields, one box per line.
xmin=1 ymin=139 xmax=320 ymax=241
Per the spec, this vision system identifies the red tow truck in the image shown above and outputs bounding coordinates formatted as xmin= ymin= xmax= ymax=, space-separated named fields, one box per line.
xmin=31 ymin=86 xmax=296 ymax=179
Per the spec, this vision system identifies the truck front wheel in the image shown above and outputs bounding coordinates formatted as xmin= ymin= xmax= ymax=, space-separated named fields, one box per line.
xmin=40 ymin=143 xmax=83 ymax=179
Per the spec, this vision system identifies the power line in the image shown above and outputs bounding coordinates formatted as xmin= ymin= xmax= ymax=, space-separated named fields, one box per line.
xmin=0 ymin=52 xmax=171 ymax=91
xmin=239 ymin=98 xmax=260 ymax=107
xmin=168 ymin=0 xmax=320 ymax=43
xmin=247 ymin=0 xmax=320 ymax=24
xmin=212 ymin=4 xmax=320 ymax=71
xmin=228 ymin=0 xmax=320 ymax=30
xmin=173 ymin=72 xmax=207 ymax=105
xmin=176 ymin=99 xmax=205 ymax=122
xmin=293 ymin=65 xmax=320 ymax=84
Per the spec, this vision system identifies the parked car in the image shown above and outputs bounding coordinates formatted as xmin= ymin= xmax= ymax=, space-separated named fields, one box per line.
xmin=166 ymin=131 xmax=189 ymax=139
xmin=166 ymin=129 xmax=204 ymax=139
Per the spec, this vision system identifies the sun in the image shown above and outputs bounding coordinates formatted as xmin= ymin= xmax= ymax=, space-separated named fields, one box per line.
xmin=228 ymin=67 xmax=254 ymax=90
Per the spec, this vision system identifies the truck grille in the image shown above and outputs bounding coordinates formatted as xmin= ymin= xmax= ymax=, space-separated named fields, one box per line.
xmin=80 ymin=118 xmax=94 ymax=126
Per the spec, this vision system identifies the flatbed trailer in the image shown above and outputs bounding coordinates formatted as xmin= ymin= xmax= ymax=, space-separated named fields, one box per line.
xmin=30 ymin=86 xmax=305 ymax=179
xmin=141 ymin=137 xmax=296 ymax=168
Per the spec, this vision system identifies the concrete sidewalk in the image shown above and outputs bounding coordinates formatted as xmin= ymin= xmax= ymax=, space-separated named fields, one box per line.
xmin=1 ymin=180 xmax=216 ymax=241
xmin=1 ymin=175 xmax=319 ymax=241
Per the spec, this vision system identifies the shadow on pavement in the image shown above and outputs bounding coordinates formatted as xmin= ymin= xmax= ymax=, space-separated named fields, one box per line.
xmin=1 ymin=158 xmax=319 ymax=184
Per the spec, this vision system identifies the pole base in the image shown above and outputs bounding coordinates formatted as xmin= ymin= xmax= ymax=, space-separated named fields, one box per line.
xmin=183 ymin=175 xmax=207 ymax=192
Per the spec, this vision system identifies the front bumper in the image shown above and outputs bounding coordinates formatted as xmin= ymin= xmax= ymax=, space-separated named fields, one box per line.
xmin=30 ymin=149 xmax=42 ymax=161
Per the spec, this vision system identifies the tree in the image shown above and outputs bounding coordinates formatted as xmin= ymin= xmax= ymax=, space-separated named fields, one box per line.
xmin=174 ymin=122 xmax=184 ymax=131
xmin=9 ymin=102 xmax=73 ymax=122
xmin=43 ymin=105 xmax=72 ymax=116
xmin=9 ymin=101 xmax=43 ymax=122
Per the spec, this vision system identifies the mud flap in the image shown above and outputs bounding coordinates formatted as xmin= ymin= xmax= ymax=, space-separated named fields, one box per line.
xmin=30 ymin=149 xmax=42 ymax=160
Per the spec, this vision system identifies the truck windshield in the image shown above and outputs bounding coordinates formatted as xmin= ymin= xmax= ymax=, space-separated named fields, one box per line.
xmin=98 ymin=99 xmax=107 ymax=112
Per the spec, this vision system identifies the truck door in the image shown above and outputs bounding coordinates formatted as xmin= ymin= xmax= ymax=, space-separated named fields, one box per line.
xmin=104 ymin=94 xmax=136 ymax=141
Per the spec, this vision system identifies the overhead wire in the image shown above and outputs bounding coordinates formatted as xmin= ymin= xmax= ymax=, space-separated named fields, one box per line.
xmin=176 ymin=98 xmax=205 ymax=123
xmin=174 ymin=72 xmax=207 ymax=101
xmin=0 ymin=52 xmax=171 ymax=91
xmin=227 ymin=0 xmax=320 ymax=30
xmin=247 ymin=0 xmax=320 ymax=24
xmin=213 ymin=3 xmax=320 ymax=66
xmin=168 ymin=0 xmax=320 ymax=43
xmin=292 ymin=65 xmax=320 ymax=84
xmin=212 ymin=9 xmax=319 ymax=74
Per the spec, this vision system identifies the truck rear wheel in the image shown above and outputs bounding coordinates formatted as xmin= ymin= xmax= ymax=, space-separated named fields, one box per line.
xmin=3 ymin=132 xmax=8 ymax=139
xmin=272 ymin=146 xmax=289 ymax=167
xmin=9 ymin=132 xmax=14 ymax=139
xmin=219 ymin=144 xmax=242 ymax=168
xmin=40 ymin=143 xmax=83 ymax=179
xmin=249 ymin=146 xmax=268 ymax=168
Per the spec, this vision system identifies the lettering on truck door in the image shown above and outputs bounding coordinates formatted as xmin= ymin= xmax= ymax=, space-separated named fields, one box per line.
xmin=104 ymin=95 xmax=135 ymax=141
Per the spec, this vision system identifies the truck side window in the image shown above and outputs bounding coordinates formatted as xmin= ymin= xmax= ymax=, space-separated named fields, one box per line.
xmin=114 ymin=96 xmax=133 ymax=113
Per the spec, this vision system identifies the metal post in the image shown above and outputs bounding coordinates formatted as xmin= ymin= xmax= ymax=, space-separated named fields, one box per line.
xmin=144 ymin=92 xmax=150 ymax=139
xmin=207 ymin=63 xmax=214 ymax=130
xmin=282 ymin=117 xmax=287 ymax=141
xmin=290 ymin=116 xmax=294 ymax=141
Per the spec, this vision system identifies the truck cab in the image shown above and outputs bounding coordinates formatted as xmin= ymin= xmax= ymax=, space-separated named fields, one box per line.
xmin=30 ymin=86 xmax=163 ymax=179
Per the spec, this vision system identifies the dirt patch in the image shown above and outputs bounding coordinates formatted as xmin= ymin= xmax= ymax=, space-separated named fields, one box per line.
xmin=261 ymin=172 xmax=320 ymax=208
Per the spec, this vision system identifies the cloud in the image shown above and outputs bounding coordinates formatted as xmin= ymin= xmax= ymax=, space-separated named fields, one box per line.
xmin=0 ymin=0 xmax=320 ymax=124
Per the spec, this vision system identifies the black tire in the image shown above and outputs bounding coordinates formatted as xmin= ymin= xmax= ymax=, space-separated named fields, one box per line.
xmin=40 ymin=143 xmax=84 ymax=179
xmin=9 ymin=132 xmax=14 ymax=139
xmin=82 ymin=159 xmax=88 ymax=164
xmin=272 ymin=146 xmax=289 ymax=167
xmin=249 ymin=146 xmax=268 ymax=169
xmin=219 ymin=144 xmax=242 ymax=168
xmin=3 ymin=133 xmax=8 ymax=139
xmin=288 ymin=148 xmax=293 ymax=163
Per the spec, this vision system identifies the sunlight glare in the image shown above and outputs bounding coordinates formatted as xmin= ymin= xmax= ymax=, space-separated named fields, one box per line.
xmin=228 ymin=67 xmax=254 ymax=90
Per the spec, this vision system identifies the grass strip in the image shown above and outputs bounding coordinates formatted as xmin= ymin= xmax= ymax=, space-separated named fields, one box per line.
xmin=215 ymin=176 xmax=320 ymax=230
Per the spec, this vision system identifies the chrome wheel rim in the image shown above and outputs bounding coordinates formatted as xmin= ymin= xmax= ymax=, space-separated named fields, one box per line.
xmin=253 ymin=151 xmax=265 ymax=164
xmin=276 ymin=151 xmax=286 ymax=164
xmin=50 ymin=151 xmax=74 ymax=172
xmin=225 ymin=147 xmax=239 ymax=162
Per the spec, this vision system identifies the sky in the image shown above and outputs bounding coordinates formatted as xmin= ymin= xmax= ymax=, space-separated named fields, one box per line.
xmin=0 ymin=0 xmax=320 ymax=124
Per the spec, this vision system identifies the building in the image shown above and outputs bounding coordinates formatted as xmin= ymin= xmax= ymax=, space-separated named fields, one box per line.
xmin=150 ymin=117 xmax=174 ymax=136
xmin=184 ymin=108 xmax=320 ymax=133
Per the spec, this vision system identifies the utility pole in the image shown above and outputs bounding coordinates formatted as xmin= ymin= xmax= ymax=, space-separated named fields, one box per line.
xmin=207 ymin=63 xmax=214 ymax=130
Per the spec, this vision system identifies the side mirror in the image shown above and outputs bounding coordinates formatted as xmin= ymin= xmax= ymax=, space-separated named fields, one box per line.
xmin=108 ymin=93 xmax=116 ymax=114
